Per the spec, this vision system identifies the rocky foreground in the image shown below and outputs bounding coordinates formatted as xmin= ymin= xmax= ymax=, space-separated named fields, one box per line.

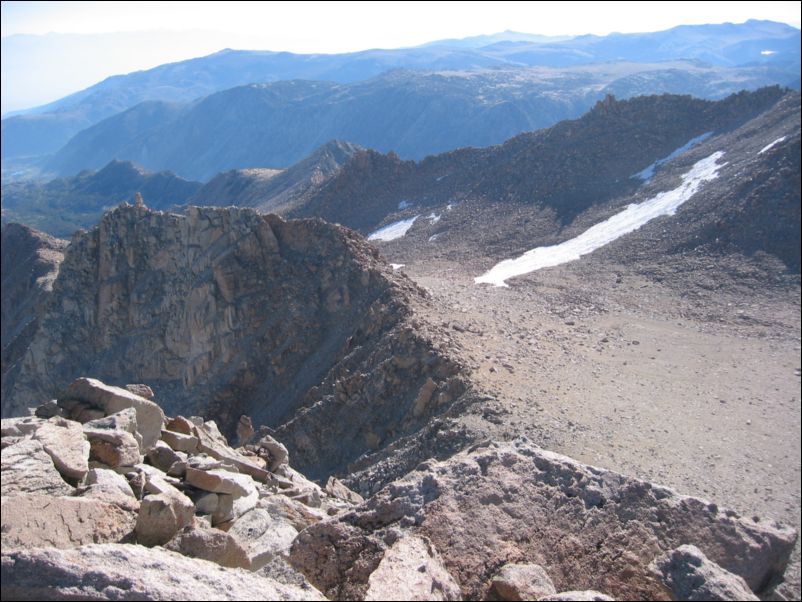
xmin=1 ymin=377 xmax=795 ymax=600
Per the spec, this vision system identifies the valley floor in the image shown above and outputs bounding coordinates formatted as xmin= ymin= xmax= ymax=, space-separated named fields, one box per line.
xmin=401 ymin=256 xmax=801 ymax=599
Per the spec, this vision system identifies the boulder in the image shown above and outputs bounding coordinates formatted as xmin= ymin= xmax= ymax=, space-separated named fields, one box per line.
xmin=490 ymin=563 xmax=557 ymax=601
xmin=165 ymin=524 xmax=250 ymax=569
xmin=59 ymin=378 xmax=165 ymax=450
xmin=31 ymin=417 xmax=89 ymax=481
xmin=84 ymin=427 xmax=141 ymax=467
xmin=213 ymin=490 xmax=259 ymax=526
xmin=84 ymin=407 xmax=142 ymax=448
xmin=135 ymin=475 xmax=195 ymax=546
xmin=364 ymin=536 xmax=461 ymax=601
xmin=258 ymin=433 xmax=289 ymax=471
xmin=81 ymin=467 xmax=138 ymax=510
xmin=228 ymin=508 xmax=300 ymax=569
xmin=161 ymin=429 xmax=200 ymax=453
xmin=260 ymin=494 xmax=328 ymax=531
xmin=1 ymin=438 xmax=73 ymax=496
xmin=1 ymin=544 xmax=326 ymax=600
xmin=1 ymin=493 xmax=135 ymax=549
xmin=650 ymin=544 xmax=759 ymax=601
xmin=125 ymin=383 xmax=154 ymax=399
xmin=185 ymin=467 xmax=257 ymax=496
xmin=146 ymin=439 xmax=184 ymax=472
xmin=196 ymin=421 xmax=271 ymax=482
xmin=325 ymin=476 xmax=364 ymax=504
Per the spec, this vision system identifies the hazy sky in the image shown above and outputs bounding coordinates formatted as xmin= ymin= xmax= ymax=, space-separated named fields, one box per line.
xmin=2 ymin=1 xmax=800 ymax=113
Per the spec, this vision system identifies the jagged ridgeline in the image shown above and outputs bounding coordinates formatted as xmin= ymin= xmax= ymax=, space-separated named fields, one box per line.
xmin=1 ymin=206 xmax=472 ymax=483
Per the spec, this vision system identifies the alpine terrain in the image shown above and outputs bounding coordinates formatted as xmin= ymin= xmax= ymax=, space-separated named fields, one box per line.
xmin=1 ymin=19 xmax=800 ymax=602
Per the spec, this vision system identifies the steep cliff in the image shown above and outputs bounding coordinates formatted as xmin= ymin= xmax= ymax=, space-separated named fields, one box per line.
xmin=1 ymin=205 xmax=470 ymax=481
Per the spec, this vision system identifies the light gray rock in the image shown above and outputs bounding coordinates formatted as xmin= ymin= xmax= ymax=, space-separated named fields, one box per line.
xmin=165 ymin=524 xmax=250 ymax=569
xmin=325 ymin=476 xmax=364 ymax=504
xmin=258 ymin=433 xmax=289 ymax=471
xmin=31 ymin=417 xmax=89 ymax=481
xmin=365 ymin=535 xmax=461 ymax=601
xmin=81 ymin=467 xmax=138 ymax=510
xmin=185 ymin=466 xmax=256 ymax=496
xmin=125 ymin=383 xmax=154 ymax=399
xmin=1 ymin=493 xmax=136 ymax=549
xmin=147 ymin=439 xmax=184 ymax=472
xmin=86 ymin=467 xmax=136 ymax=497
xmin=60 ymin=378 xmax=165 ymax=450
xmin=259 ymin=494 xmax=328 ymax=531
xmin=229 ymin=508 xmax=299 ymax=569
xmin=1 ymin=543 xmax=326 ymax=600
xmin=650 ymin=544 xmax=759 ymax=601
xmin=538 ymin=592 xmax=615 ymax=601
xmin=197 ymin=421 xmax=271 ymax=482
xmin=193 ymin=491 xmax=219 ymax=514
xmin=490 ymin=563 xmax=557 ymax=600
xmin=1 ymin=437 xmax=73 ymax=496
xmin=84 ymin=427 xmax=141 ymax=467
xmin=233 ymin=487 xmax=260 ymax=518
xmin=161 ymin=429 xmax=200 ymax=453
xmin=85 ymin=407 xmax=142 ymax=449
xmin=1 ymin=416 xmax=44 ymax=437
xmin=135 ymin=484 xmax=195 ymax=546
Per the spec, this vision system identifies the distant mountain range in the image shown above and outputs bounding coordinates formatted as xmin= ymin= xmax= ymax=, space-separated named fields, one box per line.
xmin=43 ymin=62 xmax=798 ymax=181
xmin=0 ymin=160 xmax=200 ymax=237
xmin=2 ymin=20 xmax=798 ymax=164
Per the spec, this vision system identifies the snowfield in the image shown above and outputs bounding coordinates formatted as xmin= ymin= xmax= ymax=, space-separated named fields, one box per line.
xmin=631 ymin=132 xmax=712 ymax=181
xmin=368 ymin=216 xmax=419 ymax=241
xmin=476 ymin=151 xmax=726 ymax=287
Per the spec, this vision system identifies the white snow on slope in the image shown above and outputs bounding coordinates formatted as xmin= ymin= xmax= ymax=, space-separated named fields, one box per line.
xmin=476 ymin=151 xmax=726 ymax=287
xmin=632 ymin=132 xmax=713 ymax=181
xmin=758 ymin=136 xmax=786 ymax=154
xmin=428 ymin=212 xmax=441 ymax=224
xmin=368 ymin=216 xmax=419 ymax=241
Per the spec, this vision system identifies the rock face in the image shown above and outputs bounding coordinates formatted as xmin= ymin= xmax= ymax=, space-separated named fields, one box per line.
xmin=1 ymin=436 xmax=74 ymax=496
xmin=3 ymin=206 xmax=469 ymax=482
xmin=290 ymin=440 xmax=796 ymax=601
xmin=1 ymin=493 xmax=136 ymax=549
xmin=1 ymin=223 xmax=66 ymax=412
xmin=1 ymin=544 xmax=326 ymax=601
xmin=364 ymin=535 xmax=461 ymax=601
xmin=650 ymin=544 xmax=760 ymax=601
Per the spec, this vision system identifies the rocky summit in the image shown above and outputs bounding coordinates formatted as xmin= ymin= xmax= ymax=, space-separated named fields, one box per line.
xmin=0 ymin=378 xmax=795 ymax=601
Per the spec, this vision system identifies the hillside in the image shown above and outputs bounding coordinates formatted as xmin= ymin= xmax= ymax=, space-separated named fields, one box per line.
xmin=1 ymin=160 xmax=201 ymax=237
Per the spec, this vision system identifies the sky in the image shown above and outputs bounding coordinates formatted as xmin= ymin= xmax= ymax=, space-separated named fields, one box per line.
xmin=2 ymin=0 xmax=800 ymax=112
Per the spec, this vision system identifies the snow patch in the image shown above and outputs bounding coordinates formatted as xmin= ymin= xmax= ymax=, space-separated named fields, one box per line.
xmin=758 ymin=136 xmax=786 ymax=155
xmin=428 ymin=212 xmax=441 ymax=224
xmin=390 ymin=263 xmax=405 ymax=270
xmin=398 ymin=200 xmax=412 ymax=210
xmin=428 ymin=234 xmax=440 ymax=242
xmin=632 ymin=132 xmax=713 ymax=181
xmin=368 ymin=216 xmax=419 ymax=241
xmin=476 ymin=151 xmax=726 ymax=287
